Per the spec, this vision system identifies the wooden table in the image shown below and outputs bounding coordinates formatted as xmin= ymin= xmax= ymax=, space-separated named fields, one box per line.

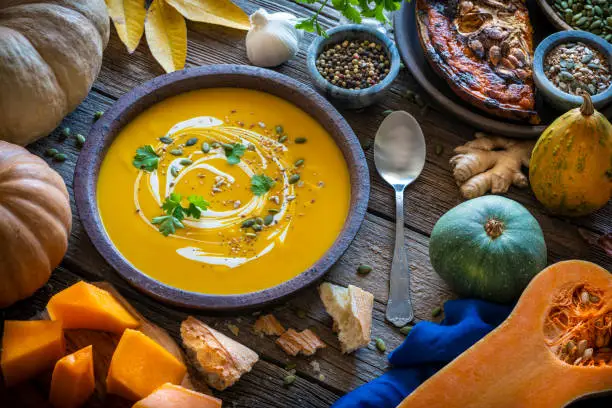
xmin=2 ymin=1 xmax=611 ymax=406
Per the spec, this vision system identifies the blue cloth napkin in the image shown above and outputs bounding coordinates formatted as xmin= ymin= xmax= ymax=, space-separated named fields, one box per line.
xmin=332 ymin=299 xmax=512 ymax=408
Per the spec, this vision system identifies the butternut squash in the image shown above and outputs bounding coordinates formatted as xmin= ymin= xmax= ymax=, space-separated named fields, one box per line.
xmin=107 ymin=329 xmax=187 ymax=401
xmin=398 ymin=260 xmax=612 ymax=408
xmin=1 ymin=320 xmax=65 ymax=386
xmin=49 ymin=345 xmax=95 ymax=408
xmin=132 ymin=383 xmax=222 ymax=408
xmin=47 ymin=281 xmax=140 ymax=333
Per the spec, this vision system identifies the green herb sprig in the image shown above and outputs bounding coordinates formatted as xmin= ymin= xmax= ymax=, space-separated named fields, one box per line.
xmin=251 ymin=174 xmax=275 ymax=196
xmin=152 ymin=193 xmax=210 ymax=236
xmin=295 ymin=0 xmax=405 ymax=36
xmin=223 ymin=143 xmax=246 ymax=165
xmin=133 ymin=145 xmax=159 ymax=172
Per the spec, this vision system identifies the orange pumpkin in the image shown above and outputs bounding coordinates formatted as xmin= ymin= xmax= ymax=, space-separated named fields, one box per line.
xmin=0 ymin=141 xmax=71 ymax=307
xmin=397 ymin=260 xmax=612 ymax=408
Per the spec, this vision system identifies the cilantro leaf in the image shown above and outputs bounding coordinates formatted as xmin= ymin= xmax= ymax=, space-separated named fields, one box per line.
xmin=152 ymin=215 xmax=184 ymax=236
xmin=223 ymin=143 xmax=246 ymax=165
xmin=185 ymin=195 xmax=210 ymax=219
xmin=133 ymin=145 xmax=159 ymax=172
xmin=251 ymin=174 xmax=276 ymax=196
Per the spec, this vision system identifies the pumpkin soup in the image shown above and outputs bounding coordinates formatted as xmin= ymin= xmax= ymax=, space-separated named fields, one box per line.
xmin=97 ymin=88 xmax=350 ymax=294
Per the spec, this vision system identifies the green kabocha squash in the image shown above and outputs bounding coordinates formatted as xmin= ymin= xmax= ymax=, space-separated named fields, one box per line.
xmin=529 ymin=93 xmax=612 ymax=216
xmin=429 ymin=195 xmax=547 ymax=303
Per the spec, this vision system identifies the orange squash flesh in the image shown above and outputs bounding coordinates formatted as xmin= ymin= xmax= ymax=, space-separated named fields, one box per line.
xmin=398 ymin=260 xmax=612 ymax=408
xmin=132 ymin=383 xmax=222 ymax=408
xmin=47 ymin=281 xmax=140 ymax=333
xmin=107 ymin=329 xmax=187 ymax=401
xmin=1 ymin=320 xmax=65 ymax=386
xmin=49 ymin=345 xmax=95 ymax=408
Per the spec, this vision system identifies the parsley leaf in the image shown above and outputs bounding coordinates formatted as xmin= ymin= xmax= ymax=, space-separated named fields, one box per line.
xmin=223 ymin=143 xmax=246 ymax=165
xmin=133 ymin=145 xmax=159 ymax=171
xmin=153 ymin=193 xmax=210 ymax=236
xmin=185 ymin=195 xmax=210 ymax=219
xmin=251 ymin=174 xmax=276 ymax=196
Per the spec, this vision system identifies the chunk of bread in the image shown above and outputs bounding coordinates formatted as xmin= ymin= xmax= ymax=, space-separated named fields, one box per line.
xmin=180 ymin=316 xmax=258 ymax=391
xmin=276 ymin=329 xmax=326 ymax=356
xmin=319 ymin=283 xmax=374 ymax=353
xmin=253 ymin=314 xmax=286 ymax=336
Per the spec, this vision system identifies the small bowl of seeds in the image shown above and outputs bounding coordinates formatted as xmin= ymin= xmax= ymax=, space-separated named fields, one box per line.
xmin=306 ymin=24 xmax=400 ymax=109
xmin=533 ymin=31 xmax=612 ymax=111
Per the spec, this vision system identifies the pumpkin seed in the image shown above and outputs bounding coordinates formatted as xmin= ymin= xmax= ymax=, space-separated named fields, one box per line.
xmin=180 ymin=159 xmax=193 ymax=166
xmin=255 ymin=217 xmax=264 ymax=225
xmin=382 ymin=109 xmax=394 ymax=116
xmin=431 ymin=306 xmax=443 ymax=318
xmin=45 ymin=148 xmax=59 ymax=157
xmin=275 ymin=125 xmax=284 ymax=134
xmin=279 ymin=135 xmax=288 ymax=143
xmin=75 ymin=134 xmax=86 ymax=148
xmin=160 ymin=136 xmax=173 ymax=144
xmin=589 ymin=294 xmax=600 ymax=302
xmin=357 ymin=264 xmax=372 ymax=275
xmin=283 ymin=375 xmax=296 ymax=386
xmin=435 ymin=144 xmax=443 ymax=155
xmin=264 ymin=214 xmax=274 ymax=225
xmin=399 ymin=325 xmax=412 ymax=335
xmin=252 ymin=224 xmax=263 ymax=232
xmin=185 ymin=137 xmax=198 ymax=146
xmin=295 ymin=137 xmax=307 ymax=144
xmin=211 ymin=142 xmax=221 ymax=148
xmin=581 ymin=53 xmax=594 ymax=64
xmin=375 ymin=338 xmax=386 ymax=352
xmin=295 ymin=159 xmax=305 ymax=167
xmin=201 ymin=142 xmax=210 ymax=153
xmin=245 ymin=232 xmax=257 ymax=238
xmin=580 ymin=291 xmax=590 ymax=303
xmin=54 ymin=153 xmax=67 ymax=162
xmin=289 ymin=174 xmax=300 ymax=184
xmin=170 ymin=149 xmax=183 ymax=156
xmin=170 ymin=167 xmax=179 ymax=177
xmin=558 ymin=71 xmax=575 ymax=81
xmin=577 ymin=339 xmax=588 ymax=355
xmin=285 ymin=363 xmax=296 ymax=370
xmin=583 ymin=347 xmax=594 ymax=359
xmin=241 ymin=219 xmax=255 ymax=228
xmin=268 ymin=208 xmax=280 ymax=214
xmin=93 ymin=111 xmax=104 ymax=121
xmin=590 ymin=19 xmax=602 ymax=29
xmin=60 ymin=127 xmax=70 ymax=140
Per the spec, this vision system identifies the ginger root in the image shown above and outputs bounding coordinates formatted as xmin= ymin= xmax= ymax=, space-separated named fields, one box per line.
xmin=450 ymin=132 xmax=535 ymax=198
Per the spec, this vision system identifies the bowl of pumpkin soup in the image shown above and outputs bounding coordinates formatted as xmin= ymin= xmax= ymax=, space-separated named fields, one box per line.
xmin=74 ymin=65 xmax=369 ymax=310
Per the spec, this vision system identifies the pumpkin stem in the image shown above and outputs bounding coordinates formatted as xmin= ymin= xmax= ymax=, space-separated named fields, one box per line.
xmin=484 ymin=218 xmax=504 ymax=239
xmin=579 ymin=90 xmax=595 ymax=116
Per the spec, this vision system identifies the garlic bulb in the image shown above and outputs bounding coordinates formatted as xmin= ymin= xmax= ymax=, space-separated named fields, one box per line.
xmin=246 ymin=9 xmax=303 ymax=67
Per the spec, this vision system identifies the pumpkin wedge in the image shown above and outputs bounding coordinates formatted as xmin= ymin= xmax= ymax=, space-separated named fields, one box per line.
xmin=49 ymin=345 xmax=95 ymax=408
xmin=398 ymin=260 xmax=612 ymax=408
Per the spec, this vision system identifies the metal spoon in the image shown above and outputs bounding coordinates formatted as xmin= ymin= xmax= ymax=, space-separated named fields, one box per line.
xmin=374 ymin=111 xmax=426 ymax=327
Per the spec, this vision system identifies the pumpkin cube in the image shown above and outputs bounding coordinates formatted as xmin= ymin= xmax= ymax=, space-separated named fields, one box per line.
xmin=47 ymin=281 xmax=140 ymax=333
xmin=49 ymin=345 xmax=95 ymax=408
xmin=132 ymin=383 xmax=222 ymax=408
xmin=1 ymin=320 xmax=65 ymax=386
xmin=107 ymin=329 xmax=186 ymax=401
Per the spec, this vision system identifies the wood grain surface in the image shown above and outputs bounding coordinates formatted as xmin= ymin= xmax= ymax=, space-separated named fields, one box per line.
xmin=1 ymin=0 xmax=610 ymax=407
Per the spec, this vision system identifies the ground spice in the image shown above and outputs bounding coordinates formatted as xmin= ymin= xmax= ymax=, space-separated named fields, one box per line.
xmin=315 ymin=39 xmax=390 ymax=90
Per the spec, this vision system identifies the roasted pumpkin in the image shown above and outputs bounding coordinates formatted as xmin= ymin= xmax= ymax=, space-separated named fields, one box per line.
xmin=47 ymin=281 xmax=140 ymax=333
xmin=0 ymin=141 xmax=72 ymax=308
xmin=49 ymin=345 xmax=95 ymax=408
xmin=0 ymin=0 xmax=109 ymax=145
xmin=398 ymin=260 xmax=612 ymax=408
xmin=1 ymin=320 xmax=65 ymax=386
xmin=132 ymin=383 xmax=222 ymax=408
xmin=530 ymin=93 xmax=612 ymax=216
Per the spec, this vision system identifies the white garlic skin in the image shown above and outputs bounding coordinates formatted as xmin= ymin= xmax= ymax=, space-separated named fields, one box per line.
xmin=246 ymin=9 xmax=303 ymax=67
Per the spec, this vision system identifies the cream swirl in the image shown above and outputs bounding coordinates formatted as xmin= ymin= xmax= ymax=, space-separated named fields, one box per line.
xmin=134 ymin=116 xmax=296 ymax=268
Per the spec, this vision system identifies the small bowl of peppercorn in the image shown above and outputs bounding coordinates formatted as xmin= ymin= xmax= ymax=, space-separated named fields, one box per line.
xmin=307 ymin=24 xmax=401 ymax=109
xmin=533 ymin=31 xmax=612 ymax=112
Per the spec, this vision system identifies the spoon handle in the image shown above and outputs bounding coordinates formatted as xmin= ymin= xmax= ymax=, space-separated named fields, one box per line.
xmin=386 ymin=188 xmax=414 ymax=327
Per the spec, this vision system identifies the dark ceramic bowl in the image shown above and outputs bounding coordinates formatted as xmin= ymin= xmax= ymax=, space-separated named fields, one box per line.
xmin=534 ymin=0 xmax=572 ymax=31
xmin=533 ymin=31 xmax=612 ymax=111
xmin=306 ymin=24 xmax=400 ymax=109
xmin=74 ymin=65 xmax=370 ymax=311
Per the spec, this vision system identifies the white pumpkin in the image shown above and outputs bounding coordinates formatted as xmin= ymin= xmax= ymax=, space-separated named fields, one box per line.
xmin=0 ymin=0 xmax=109 ymax=145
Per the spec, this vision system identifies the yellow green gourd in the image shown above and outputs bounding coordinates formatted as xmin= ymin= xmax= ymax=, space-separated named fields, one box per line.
xmin=529 ymin=93 xmax=612 ymax=216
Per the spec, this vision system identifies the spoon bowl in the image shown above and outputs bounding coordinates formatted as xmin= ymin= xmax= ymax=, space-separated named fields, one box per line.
xmin=374 ymin=111 xmax=426 ymax=326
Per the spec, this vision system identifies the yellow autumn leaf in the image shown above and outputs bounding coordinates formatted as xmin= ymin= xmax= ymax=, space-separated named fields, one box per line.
xmin=165 ymin=0 xmax=250 ymax=31
xmin=106 ymin=0 xmax=147 ymax=53
xmin=145 ymin=0 xmax=187 ymax=73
